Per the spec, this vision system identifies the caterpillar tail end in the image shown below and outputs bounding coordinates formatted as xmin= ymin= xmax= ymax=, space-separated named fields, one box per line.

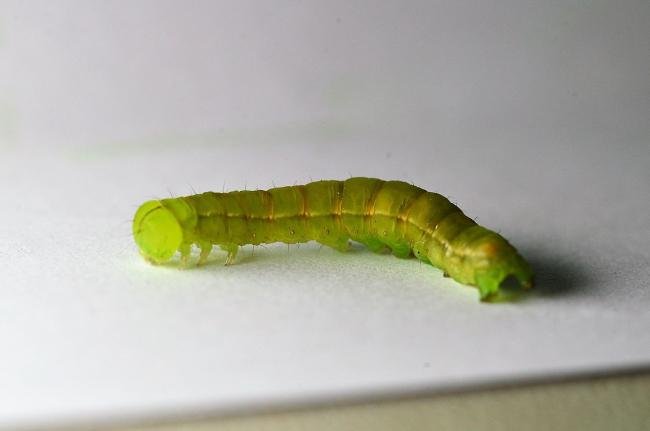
xmin=476 ymin=266 xmax=535 ymax=303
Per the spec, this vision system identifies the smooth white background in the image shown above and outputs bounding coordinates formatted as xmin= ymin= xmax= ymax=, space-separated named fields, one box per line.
xmin=1 ymin=1 xmax=649 ymax=428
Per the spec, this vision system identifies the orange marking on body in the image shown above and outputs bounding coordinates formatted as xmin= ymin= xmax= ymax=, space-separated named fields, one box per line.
xmin=297 ymin=185 xmax=309 ymax=217
xmin=479 ymin=241 xmax=499 ymax=258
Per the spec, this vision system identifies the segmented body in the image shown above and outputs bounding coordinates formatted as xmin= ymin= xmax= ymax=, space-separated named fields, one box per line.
xmin=133 ymin=177 xmax=533 ymax=301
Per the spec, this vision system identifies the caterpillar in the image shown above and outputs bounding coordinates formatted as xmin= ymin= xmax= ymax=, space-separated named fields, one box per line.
xmin=133 ymin=177 xmax=533 ymax=301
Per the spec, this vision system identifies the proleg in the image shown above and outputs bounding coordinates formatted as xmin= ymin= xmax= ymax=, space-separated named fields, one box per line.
xmin=132 ymin=178 xmax=534 ymax=301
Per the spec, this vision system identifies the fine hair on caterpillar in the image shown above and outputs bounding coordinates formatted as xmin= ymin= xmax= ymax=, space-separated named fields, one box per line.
xmin=133 ymin=177 xmax=534 ymax=301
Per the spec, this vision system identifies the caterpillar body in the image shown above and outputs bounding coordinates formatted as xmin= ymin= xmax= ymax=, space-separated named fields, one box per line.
xmin=133 ymin=177 xmax=533 ymax=301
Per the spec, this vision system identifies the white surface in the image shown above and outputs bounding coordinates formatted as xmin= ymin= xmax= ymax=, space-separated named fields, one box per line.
xmin=1 ymin=0 xmax=649 ymax=428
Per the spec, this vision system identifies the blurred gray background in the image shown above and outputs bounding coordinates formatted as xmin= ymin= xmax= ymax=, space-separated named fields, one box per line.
xmin=1 ymin=0 xmax=648 ymax=151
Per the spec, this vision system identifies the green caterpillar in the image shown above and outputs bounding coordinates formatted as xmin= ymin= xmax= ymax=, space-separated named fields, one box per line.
xmin=133 ymin=177 xmax=533 ymax=301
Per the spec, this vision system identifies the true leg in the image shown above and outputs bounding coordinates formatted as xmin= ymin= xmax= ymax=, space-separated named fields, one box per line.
xmin=220 ymin=244 xmax=239 ymax=265
xmin=198 ymin=241 xmax=213 ymax=265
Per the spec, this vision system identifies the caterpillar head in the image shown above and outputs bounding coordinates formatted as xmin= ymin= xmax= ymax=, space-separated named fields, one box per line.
xmin=132 ymin=199 xmax=195 ymax=264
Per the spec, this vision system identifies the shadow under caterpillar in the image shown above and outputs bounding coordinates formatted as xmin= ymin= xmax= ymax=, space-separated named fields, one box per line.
xmin=133 ymin=177 xmax=533 ymax=301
